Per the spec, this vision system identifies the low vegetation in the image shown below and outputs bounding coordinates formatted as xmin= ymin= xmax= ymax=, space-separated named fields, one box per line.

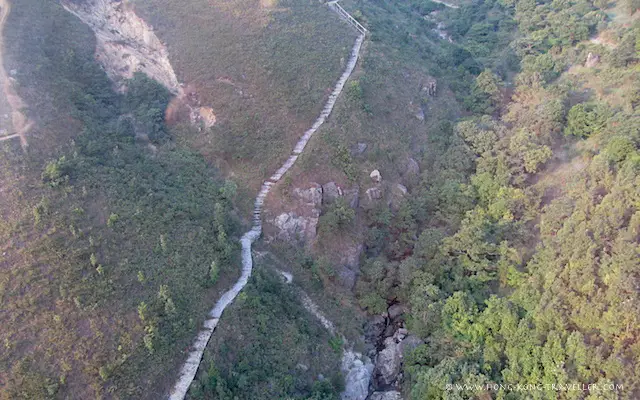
xmin=0 ymin=1 xmax=240 ymax=398
xmin=189 ymin=268 xmax=343 ymax=400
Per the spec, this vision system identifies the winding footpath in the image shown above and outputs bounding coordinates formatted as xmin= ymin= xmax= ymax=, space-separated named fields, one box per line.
xmin=168 ymin=4 xmax=366 ymax=400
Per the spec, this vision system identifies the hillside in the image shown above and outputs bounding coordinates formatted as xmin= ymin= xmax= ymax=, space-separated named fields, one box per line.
xmin=0 ymin=0 xmax=638 ymax=399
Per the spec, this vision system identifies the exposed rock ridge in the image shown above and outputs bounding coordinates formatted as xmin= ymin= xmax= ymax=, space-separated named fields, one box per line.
xmin=61 ymin=0 xmax=182 ymax=94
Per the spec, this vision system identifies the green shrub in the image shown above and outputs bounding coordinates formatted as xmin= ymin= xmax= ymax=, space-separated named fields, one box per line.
xmin=564 ymin=102 xmax=609 ymax=138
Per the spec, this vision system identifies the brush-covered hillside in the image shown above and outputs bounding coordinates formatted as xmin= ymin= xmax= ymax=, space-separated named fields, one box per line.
xmin=0 ymin=0 xmax=638 ymax=399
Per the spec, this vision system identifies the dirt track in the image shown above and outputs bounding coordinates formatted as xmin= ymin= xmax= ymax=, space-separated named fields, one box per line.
xmin=0 ymin=0 xmax=31 ymax=148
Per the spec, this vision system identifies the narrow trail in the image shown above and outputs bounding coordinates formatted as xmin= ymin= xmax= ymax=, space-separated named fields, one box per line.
xmin=0 ymin=0 xmax=31 ymax=149
xmin=430 ymin=0 xmax=460 ymax=9
xmin=168 ymin=4 xmax=366 ymax=399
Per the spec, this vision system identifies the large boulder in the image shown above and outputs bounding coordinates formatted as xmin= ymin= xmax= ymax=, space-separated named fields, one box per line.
xmin=374 ymin=337 xmax=401 ymax=387
xmin=361 ymin=186 xmax=383 ymax=210
xmin=399 ymin=335 xmax=424 ymax=357
xmin=342 ymin=350 xmax=374 ymax=400
xmin=322 ymin=182 xmax=343 ymax=204
xmin=294 ymin=184 xmax=323 ymax=207
xmin=344 ymin=186 xmax=360 ymax=209
xmin=364 ymin=315 xmax=388 ymax=347
xmin=272 ymin=211 xmax=319 ymax=243
xmin=370 ymin=391 xmax=403 ymax=400
xmin=352 ymin=142 xmax=368 ymax=155
xmin=585 ymin=52 xmax=600 ymax=68
xmin=387 ymin=304 xmax=406 ymax=320
xmin=404 ymin=158 xmax=420 ymax=177
xmin=370 ymin=169 xmax=382 ymax=183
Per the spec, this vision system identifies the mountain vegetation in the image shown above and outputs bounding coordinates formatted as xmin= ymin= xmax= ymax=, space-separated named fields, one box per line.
xmin=0 ymin=0 xmax=638 ymax=399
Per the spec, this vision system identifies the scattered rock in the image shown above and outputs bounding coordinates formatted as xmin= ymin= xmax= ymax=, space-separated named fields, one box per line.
xmin=415 ymin=108 xmax=425 ymax=121
xmin=388 ymin=304 xmax=406 ymax=320
xmin=399 ymin=335 xmax=424 ymax=357
xmin=352 ymin=142 xmax=368 ymax=155
xmin=342 ymin=351 xmax=374 ymax=400
xmin=585 ymin=52 xmax=600 ymax=68
xmin=404 ymin=158 xmax=420 ymax=177
xmin=370 ymin=169 xmax=382 ymax=183
xmin=322 ymin=182 xmax=343 ymax=204
xmin=294 ymin=184 xmax=323 ymax=207
xmin=273 ymin=211 xmax=319 ymax=243
xmin=421 ymin=76 xmax=437 ymax=97
xmin=374 ymin=337 xmax=401 ymax=387
xmin=370 ymin=391 xmax=403 ymax=400
xmin=366 ymin=187 xmax=383 ymax=201
xmin=344 ymin=186 xmax=360 ymax=209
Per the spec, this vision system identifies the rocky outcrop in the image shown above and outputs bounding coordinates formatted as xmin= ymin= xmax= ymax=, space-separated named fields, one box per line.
xmin=370 ymin=169 xmax=382 ymax=183
xmin=585 ymin=52 xmax=600 ymax=68
xmin=370 ymin=391 xmax=403 ymax=400
xmin=344 ymin=186 xmax=360 ymax=208
xmin=322 ymin=181 xmax=343 ymax=204
xmin=273 ymin=211 xmax=319 ymax=243
xmin=294 ymin=184 xmax=323 ymax=207
xmin=352 ymin=142 xmax=368 ymax=155
xmin=61 ymin=0 xmax=217 ymax=129
xmin=61 ymin=0 xmax=181 ymax=94
xmin=399 ymin=335 xmax=423 ymax=357
xmin=422 ymin=76 xmax=437 ymax=97
xmin=342 ymin=350 xmax=374 ymax=400
xmin=375 ymin=336 xmax=402 ymax=387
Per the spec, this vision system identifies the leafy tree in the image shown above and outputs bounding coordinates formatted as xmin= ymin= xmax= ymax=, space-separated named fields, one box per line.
xmin=565 ymin=102 xmax=609 ymax=138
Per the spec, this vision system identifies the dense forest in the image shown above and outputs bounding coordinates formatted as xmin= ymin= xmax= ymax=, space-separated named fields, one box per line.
xmin=348 ymin=0 xmax=640 ymax=398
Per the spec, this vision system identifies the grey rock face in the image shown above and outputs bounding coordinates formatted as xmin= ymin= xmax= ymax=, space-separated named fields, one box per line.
xmin=585 ymin=52 xmax=600 ymax=68
xmin=387 ymin=304 xmax=406 ymax=320
xmin=342 ymin=351 xmax=374 ymax=400
xmin=375 ymin=337 xmax=401 ymax=386
xmin=352 ymin=142 xmax=368 ymax=155
xmin=399 ymin=335 xmax=424 ymax=357
xmin=370 ymin=391 xmax=403 ymax=400
xmin=273 ymin=211 xmax=319 ymax=243
xmin=322 ymin=181 xmax=343 ymax=204
xmin=344 ymin=186 xmax=360 ymax=208
xmin=294 ymin=184 xmax=323 ymax=207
